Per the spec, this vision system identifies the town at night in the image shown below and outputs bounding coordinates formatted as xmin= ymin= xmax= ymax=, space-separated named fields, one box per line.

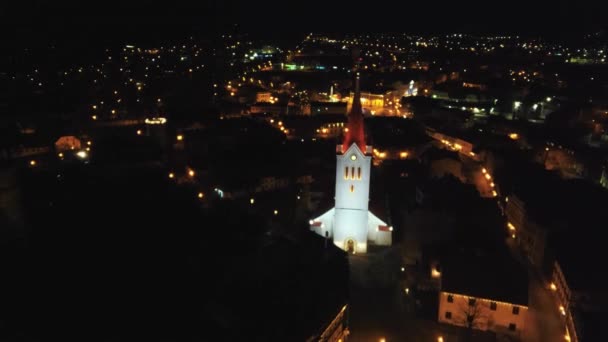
xmin=1 ymin=1 xmax=607 ymax=341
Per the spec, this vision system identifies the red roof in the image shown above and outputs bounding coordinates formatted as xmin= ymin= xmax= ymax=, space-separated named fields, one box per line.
xmin=342 ymin=73 xmax=366 ymax=153
xmin=378 ymin=225 xmax=391 ymax=232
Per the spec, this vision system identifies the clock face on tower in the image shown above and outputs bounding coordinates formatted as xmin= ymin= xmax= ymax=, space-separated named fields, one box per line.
xmin=350 ymin=154 xmax=357 ymax=161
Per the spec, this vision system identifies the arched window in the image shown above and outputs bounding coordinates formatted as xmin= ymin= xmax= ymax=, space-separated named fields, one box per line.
xmin=350 ymin=184 xmax=354 ymax=193
xmin=344 ymin=166 xmax=349 ymax=179
xmin=351 ymin=167 xmax=355 ymax=179
xmin=357 ymin=167 xmax=362 ymax=180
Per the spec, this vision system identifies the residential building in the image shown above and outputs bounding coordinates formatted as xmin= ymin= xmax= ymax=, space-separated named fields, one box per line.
xmin=438 ymin=251 xmax=529 ymax=337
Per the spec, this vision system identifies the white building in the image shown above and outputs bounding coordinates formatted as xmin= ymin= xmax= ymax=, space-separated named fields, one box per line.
xmin=309 ymin=73 xmax=392 ymax=254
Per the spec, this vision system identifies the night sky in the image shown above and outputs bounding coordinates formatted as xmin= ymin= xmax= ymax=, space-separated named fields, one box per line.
xmin=2 ymin=0 xmax=607 ymax=46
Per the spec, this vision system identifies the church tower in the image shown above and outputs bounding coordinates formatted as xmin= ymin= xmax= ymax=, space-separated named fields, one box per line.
xmin=333 ymin=72 xmax=373 ymax=253
xmin=309 ymin=71 xmax=392 ymax=254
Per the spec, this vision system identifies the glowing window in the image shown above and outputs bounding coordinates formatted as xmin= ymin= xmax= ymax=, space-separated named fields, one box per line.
xmin=350 ymin=185 xmax=354 ymax=193
xmin=351 ymin=167 xmax=355 ymax=179
xmin=357 ymin=167 xmax=361 ymax=180
xmin=344 ymin=167 xmax=349 ymax=179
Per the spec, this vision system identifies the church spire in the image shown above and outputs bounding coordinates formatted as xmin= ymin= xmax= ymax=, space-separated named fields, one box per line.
xmin=343 ymin=71 xmax=366 ymax=153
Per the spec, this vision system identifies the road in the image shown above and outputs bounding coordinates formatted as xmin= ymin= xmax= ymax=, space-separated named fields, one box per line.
xmin=506 ymin=240 xmax=564 ymax=342
xmin=521 ymin=270 xmax=564 ymax=342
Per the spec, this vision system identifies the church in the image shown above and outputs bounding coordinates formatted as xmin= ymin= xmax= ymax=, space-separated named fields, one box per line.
xmin=309 ymin=73 xmax=392 ymax=254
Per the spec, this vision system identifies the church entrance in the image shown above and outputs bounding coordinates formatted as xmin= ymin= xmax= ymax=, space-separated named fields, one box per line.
xmin=346 ymin=239 xmax=355 ymax=254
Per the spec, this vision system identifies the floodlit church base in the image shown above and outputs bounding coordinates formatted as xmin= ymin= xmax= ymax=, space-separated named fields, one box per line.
xmin=309 ymin=72 xmax=392 ymax=254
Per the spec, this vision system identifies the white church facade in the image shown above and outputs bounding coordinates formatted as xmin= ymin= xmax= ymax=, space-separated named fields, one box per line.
xmin=309 ymin=73 xmax=392 ymax=254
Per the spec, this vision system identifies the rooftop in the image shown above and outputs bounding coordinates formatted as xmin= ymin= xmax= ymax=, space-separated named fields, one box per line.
xmin=441 ymin=248 xmax=529 ymax=306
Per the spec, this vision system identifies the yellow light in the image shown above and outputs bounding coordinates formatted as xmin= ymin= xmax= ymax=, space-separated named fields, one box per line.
xmin=188 ymin=169 xmax=195 ymax=177
xmin=87 ymin=141 xmax=92 ymax=146
xmin=278 ymin=121 xmax=283 ymax=126
xmin=230 ymin=92 xmax=235 ymax=96
xmin=438 ymin=337 xmax=444 ymax=342
xmin=492 ymin=190 xmax=498 ymax=197
xmin=270 ymin=119 xmax=274 ymax=123
xmin=560 ymin=305 xmax=566 ymax=315
xmin=92 ymin=105 xmax=97 ymax=109
xmin=136 ymin=129 xmax=142 ymax=135
xmin=379 ymin=152 xmax=386 ymax=158
xmin=431 ymin=268 xmax=441 ymax=278
xmin=58 ymin=153 xmax=64 ymax=158
xmin=198 ymin=192 xmax=204 ymax=199
xmin=512 ymin=233 xmax=516 ymax=239
xmin=379 ymin=338 xmax=386 ymax=342
xmin=350 ymin=154 xmax=357 ymax=161
xmin=111 ymin=109 xmax=116 ymax=115
xmin=177 ymin=134 xmax=184 ymax=141
xmin=29 ymin=160 xmax=36 ymax=166
xmin=482 ymin=168 xmax=487 ymax=174
xmin=91 ymin=115 xmax=97 ymax=120
xmin=509 ymin=133 xmax=519 ymax=140
xmin=490 ymin=182 xmax=495 ymax=187
xmin=400 ymin=151 xmax=409 ymax=158
xmin=250 ymin=198 xmax=255 ymax=204
xmin=274 ymin=209 xmax=278 ymax=215
xmin=405 ymin=288 xmax=410 ymax=294
xmin=344 ymin=127 xmax=349 ymax=133
xmin=550 ymin=283 xmax=557 ymax=291
xmin=76 ymin=151 xmax=87 ymax=159
xmin=168 ymin=172 xmax=175 ymax=179
xmin=508 ymin=222 xmax=516 ymax=230
xmin=485 ymin=173 xmax=491 ymax=180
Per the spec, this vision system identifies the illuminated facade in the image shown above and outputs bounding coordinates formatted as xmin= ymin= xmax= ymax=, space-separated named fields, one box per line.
xmin=309 ymin=73 xmax=392 ymax=254
xmin=438 ymin=292 xmax=528 ymax=335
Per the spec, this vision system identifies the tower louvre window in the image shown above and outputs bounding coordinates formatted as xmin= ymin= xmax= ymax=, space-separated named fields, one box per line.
xmin=350 ymin=185 xmax=354 ymax=193
xmin=351 ymin=167 xmax=355 ymax=179
xmin=357 ymin=167 xmax=361 ymax=180
xmin=344 ymin=167 xmax=349 ymax=179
